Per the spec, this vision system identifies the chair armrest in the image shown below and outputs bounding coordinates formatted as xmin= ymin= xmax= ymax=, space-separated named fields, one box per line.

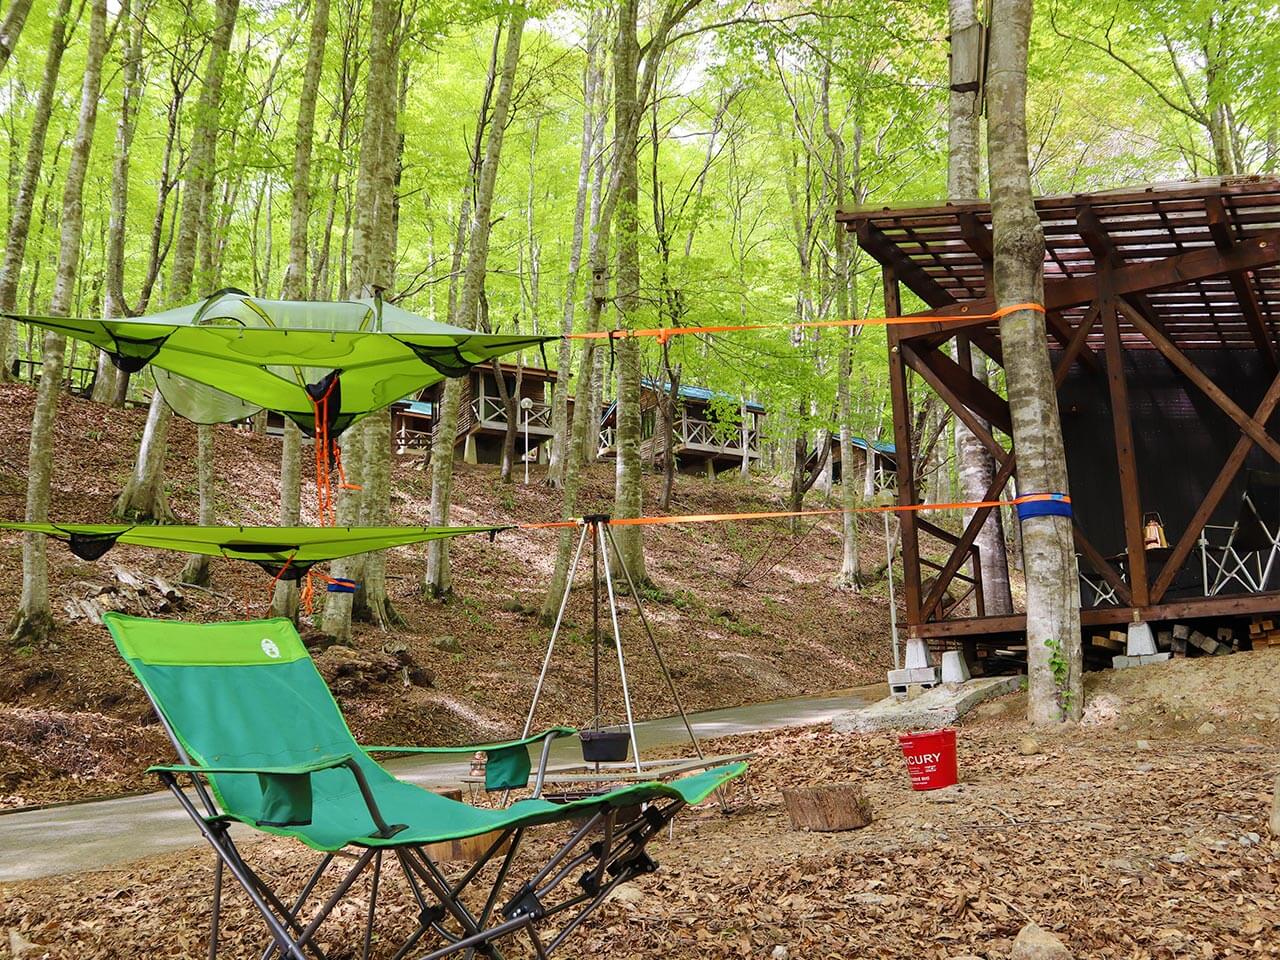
xmin=363 ymin=727 xmax=575 ymax=795
xmin=361 ymin=726 xmax=575 ymax=755
xmin=147 ymin=754 xmax=354 ymax=777
xmin=150 ymin=754 xmax=405 ymax=840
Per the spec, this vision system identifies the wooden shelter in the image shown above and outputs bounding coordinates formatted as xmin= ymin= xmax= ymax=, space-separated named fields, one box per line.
xmin=838 ymin=177 xmax=1280 ymax=653
xmin=599 ymin=381 xmax=764 ymax=475
xmin=392 ymin=362 xmax=561 ymax=464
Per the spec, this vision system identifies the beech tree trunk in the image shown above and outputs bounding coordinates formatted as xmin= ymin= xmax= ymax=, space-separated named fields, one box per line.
xmin=423 ymin=10 xmax=526 ymax=598
xmin=611 ymin=0 xmax=646 ymax=582
xmin=11 ymin=0 xmax=108 ymax=644
xmin=271 ymin=0 xmax=330 ymax=620
xmin=0 ymin=0 xmax=33 ymax=72
xmin=949 ymin=0 xmax=1013 ymax=616
xmin=988 ymin=0 xmax=1082 ymax=724
xmin=322 ymin=0 xmax=400 ymax=640
xmin=0 ymin=0 xmax=75 ymax=370
xmin=92 ymin=0 xmax=145 ymax=406
xmin=180 ymin=424 xmax=216 ymax=584
xmin=547 ymin=32 xmax=600 ymax=488
xmin=114 ymin=0 xmax=240 ymax=521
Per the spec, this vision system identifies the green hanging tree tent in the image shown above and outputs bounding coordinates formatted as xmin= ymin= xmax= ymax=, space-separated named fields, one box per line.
xmin=0 ymin=522 xmax=508 ymax=579
xmin=4 ymin=289 xmax=555 ymax=435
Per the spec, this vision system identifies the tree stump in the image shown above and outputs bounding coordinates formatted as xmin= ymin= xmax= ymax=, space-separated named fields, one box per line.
xmin=781 ymin=784 xmax=872 ymax=832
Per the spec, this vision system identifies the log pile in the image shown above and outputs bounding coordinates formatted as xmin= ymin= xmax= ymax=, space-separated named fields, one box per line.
xmin=62 ymin=567 xmax=185 ymax=624
xmin=1086 ymin=617 xmax=1279 ymax=664
xmin=1248 ymin=616 xmax=1279 ymax=650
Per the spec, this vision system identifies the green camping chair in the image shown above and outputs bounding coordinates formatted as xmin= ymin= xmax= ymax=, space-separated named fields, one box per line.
xmin=107 ymin=613 xmax=745 ymax=960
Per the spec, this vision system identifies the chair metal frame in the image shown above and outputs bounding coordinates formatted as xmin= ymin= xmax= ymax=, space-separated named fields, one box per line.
xmin=1199 ymin=490 xmax=1280 ymax=597
xmin=142 ymin=682 xmax=690 ymax=960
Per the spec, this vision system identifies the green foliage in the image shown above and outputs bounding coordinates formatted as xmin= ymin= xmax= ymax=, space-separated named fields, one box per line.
xmin=1044 ymin=637 xmax=1073 ymax=721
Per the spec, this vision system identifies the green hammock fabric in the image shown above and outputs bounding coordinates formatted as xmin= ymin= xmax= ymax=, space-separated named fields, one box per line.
xmin=0 ymin=522 xmax=507 ymax=578
xmin=4 ymin=290 xmax=555 ymax=434
xmin=108 ymin=613 xmax=747 ymax=851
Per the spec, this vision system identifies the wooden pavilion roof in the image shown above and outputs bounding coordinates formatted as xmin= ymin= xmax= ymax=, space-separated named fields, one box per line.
xmin=837 ymin=176 xmax=1280 ymax=351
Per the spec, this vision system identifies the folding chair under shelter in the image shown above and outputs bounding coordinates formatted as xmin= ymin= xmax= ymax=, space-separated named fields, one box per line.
xmin=108 ymin=613 xmax=745 ymax=959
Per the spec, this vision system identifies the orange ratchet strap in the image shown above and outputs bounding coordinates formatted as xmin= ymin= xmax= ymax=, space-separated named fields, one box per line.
xmin=566 ymin=302 xmax=1045 ymax=343
xmin=520 ymin=493 xmax=1069 ymax=530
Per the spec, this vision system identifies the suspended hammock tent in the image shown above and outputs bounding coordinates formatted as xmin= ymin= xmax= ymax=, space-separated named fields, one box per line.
xmin=0 ymin=522 xmax=508 ymax=580
xmin=3 ymin=289 xmax=556 ymax=436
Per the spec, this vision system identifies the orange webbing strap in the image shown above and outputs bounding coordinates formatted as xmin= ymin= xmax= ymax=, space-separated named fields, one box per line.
xmin=566 ymin=302 xmax=1045 ymax=343
xmin=519 ymin=493 xmax=1069 ymax=530
xmin=332 ymin=444 xmax=363 ymax=492
xmin=312 ymin=380 xmax=337 ymax=524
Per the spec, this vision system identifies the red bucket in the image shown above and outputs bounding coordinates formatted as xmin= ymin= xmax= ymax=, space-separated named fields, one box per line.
xmin=898 ymin=728 xmax=958 ymax=790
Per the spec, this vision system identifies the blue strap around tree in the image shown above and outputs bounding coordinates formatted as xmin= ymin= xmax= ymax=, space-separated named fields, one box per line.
xmin=1016 ymin=493 xmax=1072 ymax=521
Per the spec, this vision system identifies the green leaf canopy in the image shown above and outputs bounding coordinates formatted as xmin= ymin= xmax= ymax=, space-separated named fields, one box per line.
xmin=0 ymin=522 xmax=509 ymax=578
xmin=4 ymin=290 xmax=555 ymax=435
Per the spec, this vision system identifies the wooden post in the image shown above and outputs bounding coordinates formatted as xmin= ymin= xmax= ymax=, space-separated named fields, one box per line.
xmin=885 ymin=267 xmax=922 ymax=628
xmin=1100 ymin=297 xmax=1148 ymax=608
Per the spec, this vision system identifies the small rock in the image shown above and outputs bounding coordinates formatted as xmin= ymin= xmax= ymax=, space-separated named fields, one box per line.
xmin=1018 ymin=736 xmax=1042 ymax=756
xmin=1011 ymin=921 xmax=1072 ymax=960
xmin=1168 ymin=851 xmax=1189 ymax=864
xmin=1208 ymin=838 xmax=1230 ymax=852
xmin=1196 ymin=721 xmax=1217 ymax=736
xmin=852 ymin=893 xmax=889 ymax=906
xmin=1133 ymin=762 xmax=1154 ymax=773
xmin=1238 ymin=833 xmax=1257 ymax=847
xmin=771 ymin=947 xmax=790 ymax=960
xmin=432 ymin=634 xmax=461 ymax=653
xmin=1135 ymin=739 xmax=1152 ymax=751
xmin=606 ymin=884 xmax=644 ymax=905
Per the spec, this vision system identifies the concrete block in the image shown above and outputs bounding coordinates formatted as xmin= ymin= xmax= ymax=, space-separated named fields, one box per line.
xmin=1138 ymin=652 xmax=1171 ymax=665
xmin=1112 ymin=655 xmax=1136 ymax=669
xmin=941 ymin=650 xmax=972 ymax=684
xmin=833 ymin=675 xmax=1023 ymax=733
xmin=904 ymin=637 xmax=931 ymax=670
xmin=1127 ymin=621 xmax=1157 ymax=656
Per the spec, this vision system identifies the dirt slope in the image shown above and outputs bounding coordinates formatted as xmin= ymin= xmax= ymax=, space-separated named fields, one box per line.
xmin=0 ymin=386 xmax=894 ymax=807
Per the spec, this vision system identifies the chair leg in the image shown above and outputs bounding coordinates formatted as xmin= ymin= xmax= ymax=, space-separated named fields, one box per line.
xmin=209 ymin=853 xmax=224 ymax=960
xmin=261 ymin=854 xmax=336 ymax=960
xmin=361 ymin=851 xmax=382 ymax=960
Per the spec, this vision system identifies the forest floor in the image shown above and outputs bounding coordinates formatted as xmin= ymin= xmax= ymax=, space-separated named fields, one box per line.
xmin=0 ymin=385 xmax=897 ymax=808
xmin=0 ymin=649 xmax=1276 ymax=958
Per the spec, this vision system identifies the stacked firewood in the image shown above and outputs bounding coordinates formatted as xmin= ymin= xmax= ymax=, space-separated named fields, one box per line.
xmin=62 ymin=566 xmax=185 ymax=624
xmin=1248 ymin=616 xmax=1280 ymax=650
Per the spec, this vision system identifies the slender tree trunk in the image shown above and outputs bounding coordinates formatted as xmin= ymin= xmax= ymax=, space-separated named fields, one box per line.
xmin=322 ymin=0 xmax=400 ymax=639
xmin=423 ymin=10 xmax=526 ymax=598
xmin=114 ymin=0 xmax=240 ymax=521
xmin=611 ymin=0 xmax=646 ymax=581
xmin=11 ymin=0 xmax=108 ymax=644
xmin=948 ymin=0 xmax=1013 ymax=616
xmin=93 ymin=0 xmax=145 ymax=405
xmin=0 ymin=0 xmax=75 ymax=375
xmin=180 ymin=424 xmax=216 ymax=583
xmin=547 ymin=32 xmax=600 ymax=488
xmin=270 ymin=0 xmax=330 ymax=620
xmin=988 ymin=0 xmax=1081 ymax=724
xmin=0 ymin=0 xmax=34 ymax=73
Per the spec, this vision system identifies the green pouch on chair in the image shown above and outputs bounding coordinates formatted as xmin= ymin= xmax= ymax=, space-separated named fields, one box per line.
xmin=256 ymin=772 xmax=315 ymax=826
xmin=484 ymin=744 xmax=531 ymax=792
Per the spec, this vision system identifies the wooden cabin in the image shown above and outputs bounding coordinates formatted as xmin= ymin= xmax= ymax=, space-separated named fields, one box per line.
xmin=599 ymin=381 xmax=764 ymax=476
xmin=807 ymin=436 xmax=897 ymax=492
xmin=392 ymin=362 xmax=562 ymax=464
xmin=838 ymin=176 xmax=1280 ymax=663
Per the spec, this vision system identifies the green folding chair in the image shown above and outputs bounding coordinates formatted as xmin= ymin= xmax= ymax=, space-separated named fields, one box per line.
xmin=107 ymin=613 xmax=745 ymax=959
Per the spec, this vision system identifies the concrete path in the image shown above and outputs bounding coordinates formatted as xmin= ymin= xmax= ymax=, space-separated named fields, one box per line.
xmin=831 ymin=676 xmax=1022 ymax=734
xmin=0 ymin=685 xmax=881 ymax=882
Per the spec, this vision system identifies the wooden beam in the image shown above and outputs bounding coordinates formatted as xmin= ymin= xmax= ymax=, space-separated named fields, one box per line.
xmin=1117 ymin=299 xmax=1280 ymax=465
xmin=1150 ymin=366 xmax=1280 ymax=603
xmin=856 ymin=220 xmax=954 ymax=309
xmin=899 ymin=229 xmax=1280 ymax=339
xmin=1205 ymin=195 xmax=1277 ymax=369
xmin=910 ymin=589 xmax=1280 ymax=639
xmin=920 ymin=453 xmax=1019 ymax=621
xmin=908 ymin=345 xmax=1013 ymax=435
xmin=1101 ymin=299 xmax=1149 ymax=607
xmin=1073 ymin=522 xmax=1133 ymax=607
xmin=1075 ymin=203 xmax=1168 ymax=338
xmin=1053 ymin=301 xmax=1103 ymax=387
xmin=885 ymin=271 xmax=923 ymax=626
xmin=903 ymin=343 xmax=1010 ymax=461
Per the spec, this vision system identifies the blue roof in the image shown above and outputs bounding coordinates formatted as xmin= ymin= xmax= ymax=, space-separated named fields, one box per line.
xmin=850 ymin=436 xmax=895 ymax=456
xmin=639 ymin=379 xmax=765 ymax=414
xmin=398 ymin=400 xmax=433 ymax=417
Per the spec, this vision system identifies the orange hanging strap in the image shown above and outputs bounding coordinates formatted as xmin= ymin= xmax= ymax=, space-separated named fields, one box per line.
xmin=332 ymin=443 xmax=363 ymax=492
xmin=566 ymin=301 xmax=1046 ymax=342
xmin=310 ymin=379 xmax=340 ymax=524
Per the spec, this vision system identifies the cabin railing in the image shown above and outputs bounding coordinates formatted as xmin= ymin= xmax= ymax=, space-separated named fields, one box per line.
xmin=470 ymin=392 xmax=554 ymax=431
